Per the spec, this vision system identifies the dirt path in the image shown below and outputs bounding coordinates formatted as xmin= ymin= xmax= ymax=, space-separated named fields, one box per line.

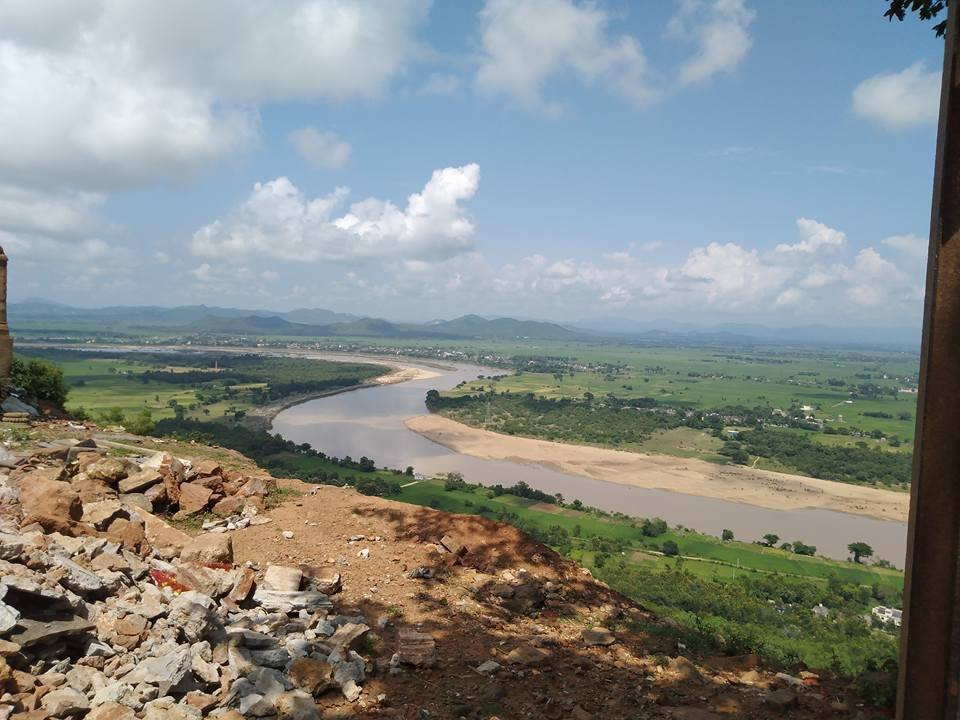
xmin=406 ymin=414 xmax=910 ymax=522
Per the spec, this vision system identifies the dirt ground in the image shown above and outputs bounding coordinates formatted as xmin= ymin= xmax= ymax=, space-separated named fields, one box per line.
xmin=229 ymin=479 xmax=878 ymax=719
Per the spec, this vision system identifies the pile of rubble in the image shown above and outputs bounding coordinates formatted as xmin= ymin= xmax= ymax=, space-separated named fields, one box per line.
xmin=0 ymin=438 xmax=415 ymax=719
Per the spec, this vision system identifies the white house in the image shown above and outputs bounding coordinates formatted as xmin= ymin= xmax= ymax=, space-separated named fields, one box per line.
xmin=872 ymin=606 xmax=903 ymax=627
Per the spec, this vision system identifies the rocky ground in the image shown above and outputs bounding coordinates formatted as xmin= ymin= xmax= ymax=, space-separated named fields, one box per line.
xmin=0 ymin=422 xmax=886 ymax=719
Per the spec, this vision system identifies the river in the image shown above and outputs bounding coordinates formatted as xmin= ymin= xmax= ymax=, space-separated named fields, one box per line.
xmin=272 ymin=360 xmax=907 ymax=564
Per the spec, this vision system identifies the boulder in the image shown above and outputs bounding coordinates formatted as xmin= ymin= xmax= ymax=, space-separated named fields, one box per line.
xmin=86 ymin=703 xmax=136 ymax=720
xmin=288 ymin=657 xmax=334 ymax=697
xmin=439 ymin=534 xmax=467 ymax=556
xmin=252 ymin=589 xmax=332 ymax=612
xmin=20 ymin=478 xmax=82 ymax=534
xmin=118 ymin=470 xmax=162 ymax=495
xmin=396 ymin=629 xmax=436 ymax=667
xmin=581 ymin=627 xmax=616 ymax=646
xmin=41 ymin=686 xmax=89 ymax=717
xmin=176 ymin=483 xmax=212 ymax=516
xmin=504 ymin=643 xmax=550 ymax=666
xmin=72 ymin=475 xmax=118 ymax=504
xmin=85 ymin=458 xmax=129 ymax=485
xmin=329 ymin=623 xmax=369 ymax=653
xmin=193 ymin=460 xmax=222 ymax=477
xmin=180 ymin=534 xmax=233 ymax=565
xmin=167 ymin=592 xmax=215 ymax=643
xmin=211 ymin=496 xmax=244 ymax=518
xmin=237 ymin=476 xmax=275 ymax=498
xmin=0 ymin=600 xmax=20 ymax=634
xmin=262 ymin=565 xmax=302 ymax=592
xmin=274 ymin=689 xmax=320 ymax=719
xmin=104 ymin=517 xmax=146 ymax=553
xmin=132 ymin=509 xmax=190 ymax=559
xmin=82 ymin=500 xmax=129 ymax=530
xmin=121 ymin=646 xmax=191 ymax=695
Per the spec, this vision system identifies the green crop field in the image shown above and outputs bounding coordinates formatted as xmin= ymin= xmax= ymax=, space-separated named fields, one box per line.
xmin=19 ymin=348 xmax=383 ymax=427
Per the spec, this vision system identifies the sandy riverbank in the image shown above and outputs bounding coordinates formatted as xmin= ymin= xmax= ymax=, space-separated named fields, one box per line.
xmin=406 ymin=414 xmax=910 ymax=523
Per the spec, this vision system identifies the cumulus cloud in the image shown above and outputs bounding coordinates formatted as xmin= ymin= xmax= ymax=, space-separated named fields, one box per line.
xmin=677 ymin=242 xmax=790 ymax=306
xmin=843 ymin=248 xmax=909 ymax=307
xmin=775 ymin=217 xmax=846 ymax=254
xmin=0 ymin=1 xmax=428 ymax=190
xmin=883 ymin=233 xmax=928 ymax=259
xmin=475 ymin=0 xmax=655 ymax=111
xmin=288 ymin=128 xmax=352 ymax=170
xmin=852 ymin=61 xmax=941 ymax=130
xmin=668 ymin=0 xmax=755 ymax=86
xmin=0 ymin=185 xmax=110 ymax=238
xmin=191 ymin=164 xmax=480 ymax=263
xmin=374 ymin=216 xmax=925 ymax=324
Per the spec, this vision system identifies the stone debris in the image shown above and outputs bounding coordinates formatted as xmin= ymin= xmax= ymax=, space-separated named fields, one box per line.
xmin=581 ymin=626 xmax=616 ymax=647
xmin=0 ymin=438 xmax=374 ymax=719
xmin=396 ymin=629 xmax=437 ymax=668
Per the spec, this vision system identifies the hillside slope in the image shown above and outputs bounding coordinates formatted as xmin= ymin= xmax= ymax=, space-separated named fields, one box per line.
xmin=0 ymin=422 xmax=882 ymax=719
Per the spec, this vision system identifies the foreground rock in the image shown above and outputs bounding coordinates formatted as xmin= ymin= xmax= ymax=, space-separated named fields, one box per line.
xmin=0 ymin=437 xmax=372 ymax=718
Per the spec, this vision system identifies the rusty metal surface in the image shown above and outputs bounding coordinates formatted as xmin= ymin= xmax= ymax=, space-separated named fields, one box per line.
xmin=897 ymin=4 xmax=960 ymax=719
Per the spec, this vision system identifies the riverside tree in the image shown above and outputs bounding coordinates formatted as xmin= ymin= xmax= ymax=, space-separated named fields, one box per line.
xmin=848 ymin=542 xmax=875 ymax=564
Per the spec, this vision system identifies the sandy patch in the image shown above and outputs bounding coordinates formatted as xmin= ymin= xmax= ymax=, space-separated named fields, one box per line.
xmin=373 ymin=365 xmax=440 ymax=385
xmin=405 ymin=414 xmax=910 ymax=523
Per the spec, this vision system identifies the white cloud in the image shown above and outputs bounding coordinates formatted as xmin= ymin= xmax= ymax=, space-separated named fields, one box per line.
xmin=668 ymin=0 xmax=755 ymax=86
xmin=421 ymin=73 xmax=461 ymax=95
xmin=775 ymin=217 xmax=846 ymax=254
xmin=2 ymin=230 xmax=134 ymax=288
xmin=475 ymin=0 xmax=655 ymax=111
xmin=0 ymin=1 xmax=428 ymax=190
xmin=192 ymin=164 xmax=481 ymax=263
xmin=0 ymin=184 xmax=110 ymax=238
xmin=883 ymin=233 xmax=928 ymax=259
xmin=852 ymin=61 xmax=941 ymax=130
xmin=288 ymin=128 xmax=352 ymax=170
xmin=843 ymin=248 xmax=908 ymax=307
xmin=677 ymin=242 xmax=789 ymax=306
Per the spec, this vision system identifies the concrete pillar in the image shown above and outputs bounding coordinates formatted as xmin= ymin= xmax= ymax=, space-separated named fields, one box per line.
xmin=0 ymin=247 xmax=10 ymax=389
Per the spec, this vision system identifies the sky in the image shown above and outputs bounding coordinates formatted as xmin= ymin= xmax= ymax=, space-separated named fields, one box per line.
xmin=0 ymin=0 xmax=945 ymax=326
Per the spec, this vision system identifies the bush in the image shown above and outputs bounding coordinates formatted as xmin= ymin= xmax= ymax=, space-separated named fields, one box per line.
xmin=124 ymin=409 xmax=155 ymax=435
xmin=662 ymin=540 xmax=680 ymax=557
xmin=11 ymin=356 xmax=69 ymax=410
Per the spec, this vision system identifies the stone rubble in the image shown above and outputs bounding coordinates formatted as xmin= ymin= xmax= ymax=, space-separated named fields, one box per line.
xmin=0 ymin=438 xmax=393 ymax=719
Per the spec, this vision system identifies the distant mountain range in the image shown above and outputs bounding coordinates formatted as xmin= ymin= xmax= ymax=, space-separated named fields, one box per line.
xmin=10 ymin=301 xmax=579 ymax=341
xmin=10 ymin=299 xmax=920 ymax=347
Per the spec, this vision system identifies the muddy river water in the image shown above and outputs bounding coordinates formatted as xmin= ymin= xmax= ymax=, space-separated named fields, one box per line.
xmin=272 ymin=360 xmax=908 ymax=564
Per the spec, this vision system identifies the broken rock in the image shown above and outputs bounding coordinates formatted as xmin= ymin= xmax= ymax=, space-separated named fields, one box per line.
xmin=180 ymin=534 xmax=233 ymax=565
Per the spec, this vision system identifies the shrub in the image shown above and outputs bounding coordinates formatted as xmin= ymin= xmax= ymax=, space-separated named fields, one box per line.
xmin=11 ymin=356 xmax=69 ymax=409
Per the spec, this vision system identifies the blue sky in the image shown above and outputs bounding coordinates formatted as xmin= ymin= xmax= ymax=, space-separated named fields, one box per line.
xmin=0 ymin=0 xmax=944 ymax=326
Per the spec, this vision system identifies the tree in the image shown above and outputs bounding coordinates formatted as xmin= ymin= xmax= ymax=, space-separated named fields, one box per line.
xmin=885 ymin=0 xmax=948 ymax=36
xmin=11 ymin=356 xmax=69 ymax=410
xmin=662 ymin=540 xmax=680 ymax=557
xmin=793 ymin=540 xmax=817 ymax=556
xmin=761 ymin=533 xmax=779 ymax=547
xmin=125 ymin=409 xmax=154 ymax=435
xmin=848 ymin=542 xmax=875 ymax=564
xmin=721 ymin=529 xmax=734 ymax=542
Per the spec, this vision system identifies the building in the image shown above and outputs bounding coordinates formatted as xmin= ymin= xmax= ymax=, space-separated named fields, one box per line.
xmin=872 ymin=606 xmax=903 ymax=627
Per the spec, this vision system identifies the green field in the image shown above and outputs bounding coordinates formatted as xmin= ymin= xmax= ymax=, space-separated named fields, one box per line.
xmin=20 ymin=348 xmax=383 ymax=427
xmin=397 ymin=478 xmax=902 ymax=590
